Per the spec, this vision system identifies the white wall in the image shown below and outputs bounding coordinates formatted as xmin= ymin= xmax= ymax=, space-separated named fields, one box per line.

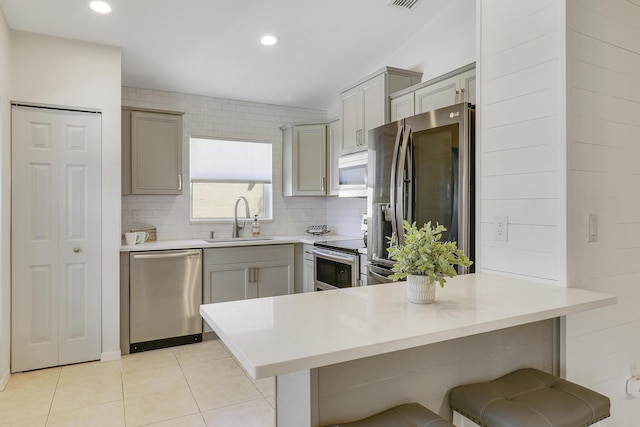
xmin=477 ymin=0 xmax=565 ymax=282
xmin=477 ymin=0 xmax=640 ymax=424
xmin=0 ymin=8 xmax=11 ymax=390
xmin=10 ymin=31 xmax=122 ymax=362
xmin=564 ymin=0 xmax=640 ymax=424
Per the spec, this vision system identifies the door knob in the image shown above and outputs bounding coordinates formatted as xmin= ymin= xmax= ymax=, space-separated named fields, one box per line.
xmin=73 ymin=248 xmax=81 ymax=253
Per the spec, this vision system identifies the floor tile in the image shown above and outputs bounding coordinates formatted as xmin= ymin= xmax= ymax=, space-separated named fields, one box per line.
xmin=121 ymin=348 xmax=178 ymax=375
xmin=182 ymin=356 xmax=246 ymax=387
xmin=45 ymin=400 xmax=125 ymax=427
xmin=251 ymin=376 xmax=275 ymax=397
xmin=124 ymin=386 xmax=200 ymax=427
xmin=143 ymin=413 xmax=207 ymax=427
xmin=201 ymin=398 xmax=275 ymax=427
xmin=174 ymin=342 xmax=230 ymax=365
xmin=190 ymin=375 xmax=262 ymax=412
xmin=50 ymin=375 xmax=122 ymax=414
xmin=2 ymin=367 xmax=60 ymax=397
xmin=123 ymin=364 xmax=188 ymax=399
xmin=57 ymin=360 xmax=121 ymax=387
xmin=0 ymin=389 xmax=54 ymax=424
xmin=0 ymin=415 xmax=47 ymax=427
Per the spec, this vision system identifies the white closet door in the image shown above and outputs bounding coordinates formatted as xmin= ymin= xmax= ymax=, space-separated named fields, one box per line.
xmin=11 ymin=106 xmax=102 ymax=372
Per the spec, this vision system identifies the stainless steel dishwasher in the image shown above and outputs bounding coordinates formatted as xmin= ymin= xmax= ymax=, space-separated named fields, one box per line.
xmin=129 ymin=249 xmax=202 ymax=352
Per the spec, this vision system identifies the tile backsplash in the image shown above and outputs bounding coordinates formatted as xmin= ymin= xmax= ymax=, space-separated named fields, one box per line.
xmin=121 ymin=87 xmax=366 ymax=240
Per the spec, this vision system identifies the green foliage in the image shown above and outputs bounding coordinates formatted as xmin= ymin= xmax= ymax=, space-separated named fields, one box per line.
xmin=387 ymin=220 xmax=473 ymax=287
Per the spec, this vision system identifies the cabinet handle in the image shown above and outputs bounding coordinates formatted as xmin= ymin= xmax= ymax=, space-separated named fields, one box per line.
xmin=455 ymin=90 xmax=460 ymax=103
xmin=178 ymin=174 xmax=182 ymax=191
xmin=460 ymin=88 xmax=465 ymax=102
xmin=322 ymin=177 xmax=326 ymax=192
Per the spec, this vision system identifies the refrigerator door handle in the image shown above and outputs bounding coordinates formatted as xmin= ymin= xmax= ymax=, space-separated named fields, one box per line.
xmin=395 ymin=124 xmax=411 ymax=245
xmin=389 ymin=125 xmax=403 ymax=242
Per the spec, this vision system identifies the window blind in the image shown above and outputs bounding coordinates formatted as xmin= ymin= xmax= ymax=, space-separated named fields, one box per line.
xmin=190 ymin=138 xmax=272 ymax=183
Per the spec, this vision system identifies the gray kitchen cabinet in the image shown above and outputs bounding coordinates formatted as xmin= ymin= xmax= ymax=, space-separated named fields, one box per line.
xmin=122 ymin=108 xmax=184 ymax=195
xmin=303 ymin=244 xmax=315 ymax=293
xmin=282 ymin=123 xmax=327 ymax=196
xmin=390 ymin=65 xmax=476 ymax=121
xmin=327 ymin=118 xmax=341 ymax=196
xmin=339 ymin=67 xmax=422 ymax=155
xmin=203 ymin=244 xmax=294 ymax=332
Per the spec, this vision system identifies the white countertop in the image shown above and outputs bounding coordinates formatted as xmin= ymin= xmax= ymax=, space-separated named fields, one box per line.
xmin=200 ymin=273 xmax=617 ymax=379
xmin=120 ymin=234 xmax=363 ymax=252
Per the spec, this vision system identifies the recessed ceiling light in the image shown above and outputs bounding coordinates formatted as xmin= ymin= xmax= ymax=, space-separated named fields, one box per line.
xmin=259 ymin=34 xmax=279 ymax=46
xmin=89 ymin=1 xmax=112 ymax=14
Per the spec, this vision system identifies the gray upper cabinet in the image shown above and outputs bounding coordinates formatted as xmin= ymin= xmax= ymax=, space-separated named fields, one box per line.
xmin=390 ymin=64 xmax=476 ymax=121
xmin=122 ymin=108 xmax=184 ymax=195
xmin=282 ymin=123 xmax=328 ymax=196
xmin=339 ymin=67 xmax=422 ymax=155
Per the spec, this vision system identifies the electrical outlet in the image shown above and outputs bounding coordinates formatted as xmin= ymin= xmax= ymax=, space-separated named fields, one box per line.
xmin=631 ymin=362 xmax=639 ymax=377
xmin=132 ymin=210 xmax=142 ymax=225
xmin=494 ymin=216 xmax=508 ymax=242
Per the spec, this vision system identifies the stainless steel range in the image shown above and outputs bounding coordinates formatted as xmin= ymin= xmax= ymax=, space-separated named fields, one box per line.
xmin=313 ymin=239 xmax=366 ymax=291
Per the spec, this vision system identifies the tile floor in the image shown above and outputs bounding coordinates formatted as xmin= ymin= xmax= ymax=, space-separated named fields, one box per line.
xmin=0 ymin=340 xmax=275 ymax=427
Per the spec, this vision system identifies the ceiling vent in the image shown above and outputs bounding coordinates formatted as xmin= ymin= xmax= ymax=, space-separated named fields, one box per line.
xmin=388 ymin=0 xmax=423 ymax=11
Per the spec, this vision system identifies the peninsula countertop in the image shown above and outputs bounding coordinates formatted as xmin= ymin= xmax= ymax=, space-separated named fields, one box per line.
xmin=200 ymin=273 xmax=617 ymax=379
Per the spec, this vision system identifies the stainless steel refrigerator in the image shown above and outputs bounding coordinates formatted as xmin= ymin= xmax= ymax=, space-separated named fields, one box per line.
xmin=367 ymin=102 xmax=475 ymax=284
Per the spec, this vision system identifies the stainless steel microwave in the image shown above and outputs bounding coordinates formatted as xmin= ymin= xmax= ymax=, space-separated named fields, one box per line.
xmin=337 ymin=151 xmax=368 ymax=198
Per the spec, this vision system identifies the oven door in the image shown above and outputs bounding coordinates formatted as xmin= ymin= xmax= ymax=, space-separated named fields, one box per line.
xmin=313 ymin=248 xmax=358 ymax=290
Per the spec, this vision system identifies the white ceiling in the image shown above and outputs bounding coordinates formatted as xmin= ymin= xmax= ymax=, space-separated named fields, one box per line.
xmin=0 ymin=0 xmax=451 ymax=111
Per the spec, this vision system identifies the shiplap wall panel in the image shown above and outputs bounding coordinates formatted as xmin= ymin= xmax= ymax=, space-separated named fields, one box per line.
xmin=316 ymin=321 xmax=553 ymax=423
xmin=479 ymin=0 xmax=563 ymax=282
xmin=565 ymin=0 xmax=640 ymax=424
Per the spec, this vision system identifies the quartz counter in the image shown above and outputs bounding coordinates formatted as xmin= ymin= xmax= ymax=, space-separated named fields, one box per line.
xmin=200 ymin=273 xmax=616 ymax=379
xmin=120 ymin=234 xmax=362 ymax=252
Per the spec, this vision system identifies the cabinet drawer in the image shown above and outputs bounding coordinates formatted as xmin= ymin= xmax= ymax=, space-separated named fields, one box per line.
xmin=205 ymin=244 xmax=294 ymax=265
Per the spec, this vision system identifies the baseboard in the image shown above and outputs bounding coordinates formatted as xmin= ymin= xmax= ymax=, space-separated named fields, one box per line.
xmin=0 ymin=368 xmax=10 ymax=391
xmin=101 ymin=350 xmax=122 ymax=362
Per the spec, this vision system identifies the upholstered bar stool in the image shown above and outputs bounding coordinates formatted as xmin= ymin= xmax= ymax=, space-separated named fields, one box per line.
xmin=449 ymin=368 xmax=610 ymax=427
xmin=324 ymin=402 xmax=455 ymax=427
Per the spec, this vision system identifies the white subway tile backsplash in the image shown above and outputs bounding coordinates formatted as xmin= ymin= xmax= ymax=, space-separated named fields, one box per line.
xmin=122 ymin=86 xmax=365 ymax=239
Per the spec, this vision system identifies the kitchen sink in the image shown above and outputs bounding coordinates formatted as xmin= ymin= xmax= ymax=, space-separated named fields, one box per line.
xmin=204 ymin=237 xmax=274 ymax=243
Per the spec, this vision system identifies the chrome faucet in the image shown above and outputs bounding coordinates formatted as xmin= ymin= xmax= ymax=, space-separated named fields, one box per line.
xmin=232 ymin=196 xmax=250 ymax=238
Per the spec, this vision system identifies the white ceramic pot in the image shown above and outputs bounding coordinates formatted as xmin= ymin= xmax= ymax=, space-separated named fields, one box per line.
xmin=406 ymin=274 xmax=436 ymax=304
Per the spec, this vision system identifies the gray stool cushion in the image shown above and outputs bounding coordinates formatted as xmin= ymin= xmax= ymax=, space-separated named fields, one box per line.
xmin=325 ymin=402 xmax=454 ymax=427
xmin=449 ymin=368 xmax=610 ymax=427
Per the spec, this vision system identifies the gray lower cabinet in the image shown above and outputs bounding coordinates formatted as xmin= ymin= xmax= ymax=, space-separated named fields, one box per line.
xmin=203 ymin=245 xmax=294 ymax=332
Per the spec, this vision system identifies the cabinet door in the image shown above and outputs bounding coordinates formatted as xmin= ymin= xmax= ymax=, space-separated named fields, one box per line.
xmin=459 ymin=69 xmax=476 ymax=105
xmin=303 ymin=258 xmax=315 ymax=293
xmin=252 ymin=260 xmax=293 ymax=298
xmin=131 ymin=111 xmax=183 ymax=194
xmin=415 ymin=76 xmax=459 ymax=114
xmin=361 ymin=74 xmax=385 ymax=151
xmin=391 ymin=92 xmax=415 ymax=121
xmin=203 ymin=263 xmax=249 ymax=332
xmin=340 ymin=89 xmax=361 ymax=155
xmin=294 ymin=125 xmax=327 ymax=195
xmin=327 ymin=120 xmax=341 ymax=196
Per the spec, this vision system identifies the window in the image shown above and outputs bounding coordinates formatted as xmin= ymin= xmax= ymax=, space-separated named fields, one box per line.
xmin=190 ymin=137 xmax=272 ymax=221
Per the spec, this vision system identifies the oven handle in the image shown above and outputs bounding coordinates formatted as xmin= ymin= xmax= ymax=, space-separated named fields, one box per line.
xmin=312 ymin=249 xmax=357 ymax=265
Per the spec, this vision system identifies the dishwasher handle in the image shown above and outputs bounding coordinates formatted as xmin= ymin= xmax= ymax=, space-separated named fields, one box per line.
xmin=131 ymin=250 xmax=201 ymax=260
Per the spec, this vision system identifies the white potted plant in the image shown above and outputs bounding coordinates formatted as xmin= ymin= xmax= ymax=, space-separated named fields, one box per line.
xmin=388 ymin=220 xmax=473 ymax=303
